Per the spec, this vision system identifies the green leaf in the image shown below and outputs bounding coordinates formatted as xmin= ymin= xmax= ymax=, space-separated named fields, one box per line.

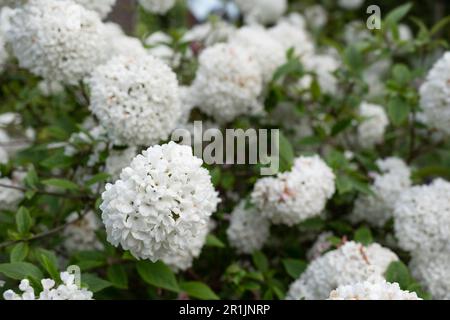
xmin=82 ymin=273 xmax=112 ymax=293
xmin=385 ymin=261 xmax=412 ymax=289
xmin=180 ymin=281 xmax=219 ymax=300
xmin=344 ymin=45 xmax=364 ymax=73
xmin=85 ymin=173 xmax=110 ymax=187
xmin=385 ymin=3 xmax=413 ymax=27
xmin=392 ymin=64 xmax=411 ymax=86
xmin=209 ymin=167 xmax=221 ymax=187
xmin=278 ymin=132 xmax=294 ymax=172
xmin=36 ymin=249 xmax=60 ymax=280
xmin=16 ymin=207 xmax=32 ymax=235
xmin=354 ymin=227 xmax=373 ymax=245
xmin=107 ymin=265 xmax=128 ymax=289
xmin=0 ymin=262 xmax=43 ymax=280
xmin=336 ymin=174 xmax=354 ymax=195
xmin=42 ymin=178 xmax=80 ymax=191
xmin=387 ymin=97 xmax=410 ymax=126
xmin=430 ymin=15 xmax=450 ymax=36
xmin=252 ymin=251 xmax=269 ymax=273
xmin=331 ymin=118 xmax=353 ymax=136
xmin=282 ymin=259 xmax=307 ymax=279
xmin=136 ymin=261 xmax=180 ymax=292
xmin=10 ymin=243 xmax=29 ymax=263
xmin=40 ymin=153 xmax=74 ymax=169
xmin=24 ymin=166 xmax=39 ymax=189
xmin=205 ymin=234 xmax=225 ymax=248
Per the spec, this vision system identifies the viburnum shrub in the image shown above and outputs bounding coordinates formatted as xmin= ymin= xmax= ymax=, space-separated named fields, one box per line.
xmin=0 ymin=0 xmax=449 ymax=300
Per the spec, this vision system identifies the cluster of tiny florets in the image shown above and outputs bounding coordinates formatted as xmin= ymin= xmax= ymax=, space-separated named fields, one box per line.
xmin=357 ymin=102 xmax=389 ymax=148
xmin=351 ymin=157 xmax=412 ymax=227
xmin=251 ymin=155 xmax=335 ymax=226
xmin=4 ymin=0 xmax=109 ymax=84
xmin=88 ymin=54 xmax=181 ymax=146
xmin=235 ymin=0 xmax=287 ymax=25
xmin=100 ymin=142 xmax=220 ymax=268
xmin=286 ymin=241 xmax=398 ymax=300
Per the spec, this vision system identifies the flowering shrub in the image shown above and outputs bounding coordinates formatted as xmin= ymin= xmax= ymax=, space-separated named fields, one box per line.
xmin=0 ymin=0 xmax=449 ymax=300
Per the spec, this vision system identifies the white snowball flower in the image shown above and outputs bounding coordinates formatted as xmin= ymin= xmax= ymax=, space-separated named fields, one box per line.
xmin=105 ymin=146 xmax=138 ymax=179
xmin=269 ymin=19 xmax=314 ymax=60
xmin=251 ymin=155 xmax=335 ymax=226
xmin=304 ymin=5 xmax=328 ymax=29
xmin=299 ymin=54 xmax=340 ymax=95
xmin=145 ymin=31 xmax=182 ymax=68
xmin=410 ymin=251 xmax=450 ymax=300
xmin=344 ymin=21 xmax=372 ymax=44
xmin=235 ymin=0 xmax=287 ymax=25
xmin=177 ymin=86 xmax=195 ymax=126
xmin=182 ymin=19 xmax=236 ymax=47
xmin=307 ymin=232 xmax=334 ymax=261
xmin=138 ymin=0 xmax=175 ymax=15
xmin=419 ymin=52 xmax=450 ymax=135
xmin=286 ymin=241 xmax=398 ymax=300
xmin=338 ymin=0 xmax=364 ymax=10
xmin=100 ymin=142 xmax=220 ymax=265
xmin=88 ymin=54 xmax=181 ymax=146
xmin=230 ymin=26 xmax=285 ymax=83
xmin=328 ymin=277 xmax=421 ymax=300
xmin=104 ymin=22 xmax=147 ymax=59
xmin=73 ymin=0 xmax=116 ymax=19
xmin=191 ymin=43 xmax=263 ymax=123
xmin=351 ymin=157 xmax=411 ymax=227
xmin=0 ymin=172 xmax=24 ymax=210
xmin=3 ymin=273 xmax=93 ymax=300
xmin=4 ymin=0 xmax=109 ymax=85
xmin=62 ymin=211 xmax=104 ymax=253
xmin=357 ymin=102 xmax=389 ymax=148
xmin=227 ymin=201 xmax=270 ymax=254
xmin=394 ymin=179 xmax=450 ymax=253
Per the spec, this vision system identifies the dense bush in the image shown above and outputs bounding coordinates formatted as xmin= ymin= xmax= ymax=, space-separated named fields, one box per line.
xmin=0 ymin=0 xmax=449 ymax=300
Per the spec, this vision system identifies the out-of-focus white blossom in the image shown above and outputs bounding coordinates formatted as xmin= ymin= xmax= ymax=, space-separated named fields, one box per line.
xmin=304 ymin=5 xmax=328 ymax=29
xmin=105 ymin=147 xmax=137 ymax=179
xmin=191 ymin=43 xmax=263 ymax=123
xmin=410 ymin=251 xmax=450 ymax=300
xmin=104 ymin=22 xmax=147 ymax=59
xmin=419 ymin=52 xmax=450 ymax=135
xmin=230 ymin=26 xmax=285 ymax=83
xmin=307 ymin=232 xmax=334 ymax=261
xmin=37 ymin=80 xmax=64 ymax=97
xmin=357 ymin=102 xmax=389 ymax=148
xmin=227 ymin=201 xmax=270 ymax=254
xmin=351 ymin=157 xmax=411 ymax=227
xmin=182 ymin=19 xmax=236 ymax=48
xmin=73 ymin=0 xmax=116 ymax=19
xmin=100 ymin=142 xmax=220 ymax=268
xmin=251 ymin=155 xmax=335 ymax=226
xmin=0 ymin=172 xmax=24 ymax=210
xmin=4 ymin=0 xmax=109 ymax=85
xmin=3 ymin=273 xmax=93 ymax=300
xmin=145 ymin=31 xmax=182 ymax=68
xmin=394 ymin=179 xmax=450 ymax=253
xmin=338 ymin=0 xmax=364 ymax=10
xmin=363 ymin=58 xmax=391 ymax=98
xmin=138 ymin=0 xmax=175 ymax=15
xmin=298 ymin=54 xmax=340 ymax=95
xmin=344 ymin=21 xmax=372 ymax=44
xmin=235 ymin=0 xmax=287 ymax=25
xmin=0 ymin=19 xmax=7 ymax=72
xmin=286 ymin=241 xmax=398 ymax=300
xmin=62 ymin=211 xmax=103 ymax=253
xmin=269 ymin=18 xmax=314 ymax=60
xmin=88 ymin=54 xmax=181 ymax=146
xmin=328 ymin=276 xmax=421 ymax=300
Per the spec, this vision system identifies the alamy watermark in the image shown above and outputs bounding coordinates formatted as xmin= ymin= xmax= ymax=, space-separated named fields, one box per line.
xmin=171 ymin=121 xmax=280 ymax=176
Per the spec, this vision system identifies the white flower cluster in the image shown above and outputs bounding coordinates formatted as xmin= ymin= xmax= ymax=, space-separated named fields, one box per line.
xmin=62 ymin=211 xmax=104 ymax=253
xmin=328 ymin=277 xmax=421 ymax=300
xmin=410 ymin=251 xmax=450 ymax=300
xmin=138 ymin=0 xmax=175 ymax=15
xmin=104 ymin=22 xmax=146 ymax=59
xmin=105 ymin=147 xmax=138 ymax=180
xmin=338 ymin=0 xmax=364 ymax=10
xmin=230 ymin=26 xmax=285 ymax=84
xmin=88 ymin=54 xmax=181 ymax=146
xmin=182 ymin=19 xmax=236 ymax=48
xmin=73 ymin=0 xmax=116 ymax=19
xmin=226 ymin=201 xmax=270 ymax=254
xmin=307 ymin=232 xmax=334 ymax=261
xmin=304 ymin=5 xmax=328 ymax=29
xmin=191 ymin=43 xmax=263 ymax=123
xmin=419 ymin=52 xmax=450 ymax=135
xmin=4 ymin=0 xmax=109 ymax=85
xmin=299 ymin=54 xmax=340 ymax=95
xmin=357 ymin=102 xmax=389 ymax=148
xmin=286 ymin=241 xmax=398 ymax=300
xmin=0 ymin=172 xmax=24 ymax=210
xmin=3 ymin=273 xmax=93 ymax=300
xmin=0 ymin=20 xmax=7 ymax=72
xmin=235 ymin=0 xmax=287 ymax=25
xmin=394 ymin=179 xmax=450 ymax=253
xmin=268 ymin=15 xmax=314 ymax=60
xmin=251 ymin=155 xmax=335 ymax=226
xmin=100 ymin=142 xmax=220 ymax=270
xmin=351 ymin=157 xmax=412 ymax=227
